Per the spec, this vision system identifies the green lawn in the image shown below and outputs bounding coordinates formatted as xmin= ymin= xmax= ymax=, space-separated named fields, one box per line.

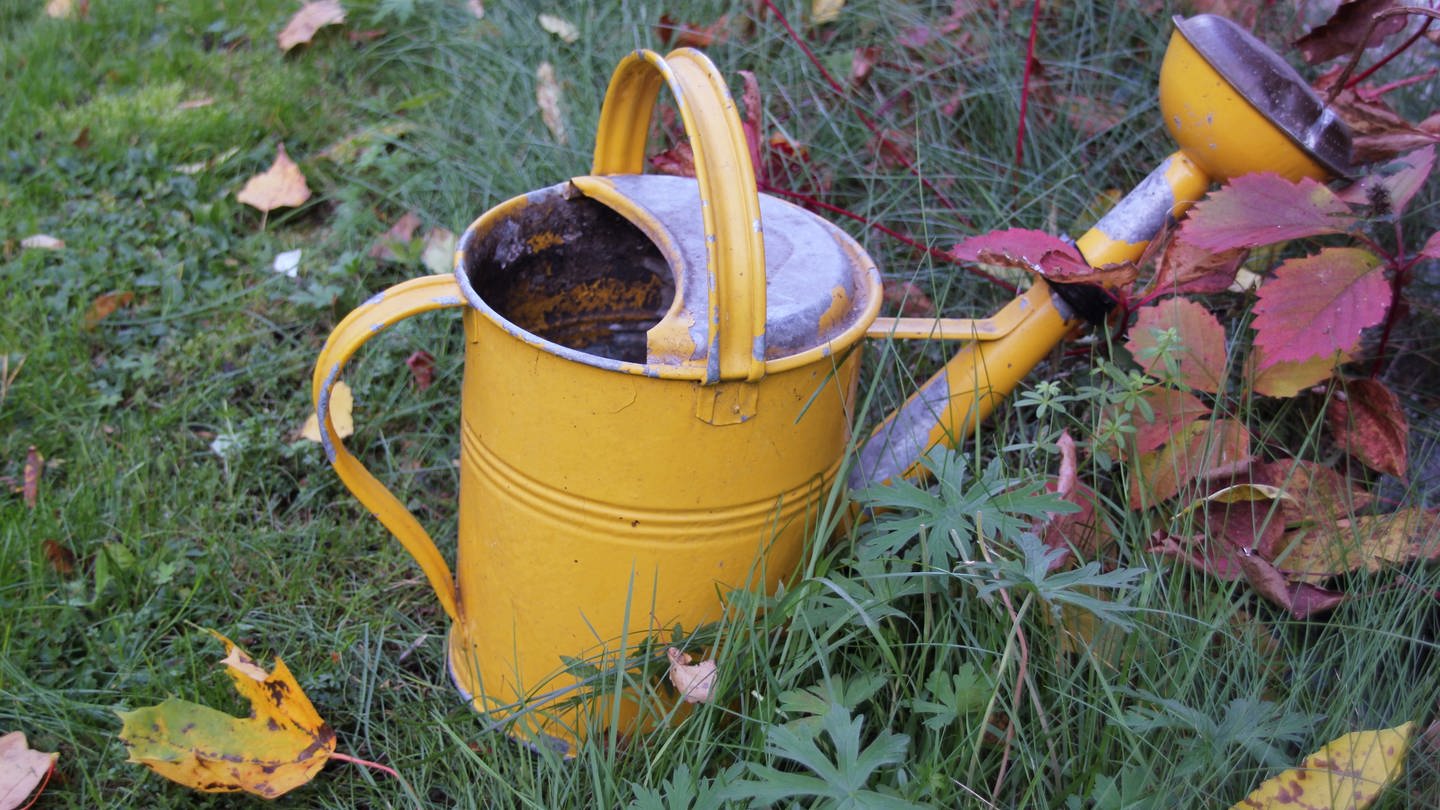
xmin=3 ymin=1 xmax=1438 ymax=807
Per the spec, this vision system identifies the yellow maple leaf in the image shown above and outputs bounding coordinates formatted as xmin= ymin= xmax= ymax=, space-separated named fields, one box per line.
xmin=1230 ymin=722 xmax=1414 ymax=809
xmin=236 ymin=143 xmax=312 ymax=213
xmin=117 ymin=631 xmax=336 ymax=798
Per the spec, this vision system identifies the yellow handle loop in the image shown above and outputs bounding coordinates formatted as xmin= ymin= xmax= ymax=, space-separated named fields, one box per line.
xmin=311 ymin=274 xmax=465 ymax=623
xmin=591 ymin=48 xmax=766 ymax=383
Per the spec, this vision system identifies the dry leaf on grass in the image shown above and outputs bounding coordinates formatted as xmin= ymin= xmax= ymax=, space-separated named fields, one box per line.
xmin=538 ymin=13 xmax=578 ymax=43
xmin=812 ymin=0 xmax=844 ymax=24
xmin=278 ymin=0 xmax=347 ymax=52
xmin=535 ymin=62 xmax=567 ymax=145
xmin=368 ymin=211 xmax=422 ymax=262
xmin=84 ymin=291 xmax=135 ymax=330
xmin=43 ymin=0 xmax=87 ymax=19
xmin=117 ymin=631 xmax=336 ymax=798
xmin=666 ymin=647 xmax=717 ymax=704
xmin=21 ymin=447 xmax=41 ymax=510
xmin=1229 ymin=721 xmax=1413 ymax=809
xmin=420 ymin=228 xmax=457 ymax=275
xmin=0 ymin=731 xmax=57 ymax=810
xmin=237 ymin=144 xmax=311 ymax=213
xmin=19 ymin=235 xmax=64 ymax=251
xmin=300 ymin=380 xmax=353 ymax=442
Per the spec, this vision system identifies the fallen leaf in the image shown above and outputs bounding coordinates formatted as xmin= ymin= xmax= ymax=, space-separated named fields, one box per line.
xmin=1251 ymin=248 xmax=1388 ymax=367
xmin=21 ymin=447 xmax=41 ymax=509
xmin=1229 ymin=721 xmax=1414 ymax=809
xmin=272 ymin=249 xmax=302 ymax=279
xmin=812 ymin=0 xmax=844 ymax=24
xmin=466 ymin=0 xmax=484 ymax=19
xmin=882 ymin=280 xmax=935 ymax=318
xmin=117 ymin=630 xmax=337 ymax=798
xmin=538 ymin=13 xmax=578 ymax=43
xmin=236 ymin=144 xmax=312 ymax=213
xmin=1326 ymin=377 xmax=1408 ymax=478
xmin=43 ymin=0 xmax=87 ymax=19
xmin=420 ymin=228 xmax=457 ymax=275
xmin=535 ymin=61 xmax=568 ymax=145
xmin=1313 ymin=67 xmax=1439 ymax=163
xmin=1036 ymin=431 xmax=1109 ymax=568
xmin=0 ymin=731 xmax=57 ymax=810
xmin=1293 ymin=0 xmax=1406 ymax=65
xmin=1126 ymin=298 xmax=1228 ymax=394
xmin=41 ymin=539 xmax=76 ymax=577
xmin=19 ymin=235 xmax=64 ymax=251
xmin=1146 ymin=530 xmax=1247 ymax=581
xmin=300 ymin=380 xmax=353 ymax=442
xmin=1270 ymin=508 xmax=1440 ymax=580
xmin=405 ymin=350 xmax=435 ymax=391
xmin=1233 ymin=549 xmax=1346 ymax=618
xmin=1149 ymin=238 xmax=1247 ymax=296
xmin=650 ymin=141 xmax=695 ymax=177
xmin=1131 ymin=387 xmax=1211 ymax=458
xmin=655 ymin=13 xmax=729 ymax=48
xmin=1131 ymin=418 xmax=1253 ymax=508
xmin=1253 ymin=459 xmax=1372 ymax=527
xmin=175 ymin=97 xmax=215 ymax=111
xmin=666 ymin=647 xmax=717 ymax=704
xmin=1250 ymin=348 xmax=1348 ymax=399
xmin=277 ymin=0 xmax=347 ymax=52
xmin=368 ymin=211 xmax=422 ymax=262
xmin=850 ymin=45 xmax=881 ymax=88
xmin=71 ymin=126 xmax=90 ymax=149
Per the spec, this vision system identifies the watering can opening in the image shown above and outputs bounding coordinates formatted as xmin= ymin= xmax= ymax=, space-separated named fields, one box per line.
xmin=461 ymin=182 xmax=676 ymax=365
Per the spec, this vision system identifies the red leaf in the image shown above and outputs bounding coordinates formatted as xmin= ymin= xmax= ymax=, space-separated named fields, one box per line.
xmin=1150 ymin=238 xmax=1247 ymax=295
xmin=1251 ymin=248 xmax=1388 ymax=365
xmin=650 ymin=141 xmax=696 ymax=177
xmin=405 ymin=350 xmax=436 ymax=391
xmin=850 ymin=46 xmax=881 ymax=88
xmin=368 ymin=211 xmax=422 ymax=262
xmin=1294 ymin=0 xmax=1406 ymax=65
xmin=1338 ymin=145 xmax=1436 ymax=217
xmin=1233 ymin=549 xmax=1346 ymax=619
xmin=1125 ymin=298 xmax=1228 ymax=394
xmin=952 ymin=228 xmax=1093 ymax=281
xmin=882 ymin=280 xmax=935 ymax=318
xmin=655 ymin=13 xmax=729 ymax=48
xmin=1035 ymin=431 xmax=1109 ymax=570
xmin=1420 ymin=231 xmax=1440 ymax=260
xmin=1145 ymin=531 xmax=1246 ymax=581
xmin=1179 ymin=173 xmax=1355 ymax=251
xmin=42 ymin=539 xmax=76 ymax=576
xmin=1132 ymin=387 xmax=1211 ymax=457
xmin=22 ymin=446 xmax=41 ymax=509
xmin=1253 ymin=459 xmax=1373 ymax=526
xmin=1327 ymin=377 xmax=1408 ymax=477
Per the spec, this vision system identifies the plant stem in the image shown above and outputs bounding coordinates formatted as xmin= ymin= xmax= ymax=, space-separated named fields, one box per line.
xmin=1014 ymin=0 xmax=1042 ymax=169
xmin=1347 ymin=18 xmax=1434 ymax=89
xmin=1327 ymin=7 xmax=1440 ymax=105
xmin=330 ymin=750 xmax=399 ymax=779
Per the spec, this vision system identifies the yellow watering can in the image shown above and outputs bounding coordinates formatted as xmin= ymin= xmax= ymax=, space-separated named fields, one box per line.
xmin=311 ymin=15 xmax=1349 ymax=753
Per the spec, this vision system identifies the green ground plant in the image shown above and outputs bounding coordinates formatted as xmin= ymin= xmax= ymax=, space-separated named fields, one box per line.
xmin=3 ymin=0 xmax=1438 ymax=807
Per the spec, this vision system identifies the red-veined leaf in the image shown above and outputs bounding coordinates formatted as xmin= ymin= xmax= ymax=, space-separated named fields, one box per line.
xmin=1326 ymin=377 xmax=1408 ymax=478
xmin=1125 ymin=298 xmax=1228 ymax=394
xmin=1250 ymin=248 xmax=1388 ymax=365
xmin=1132 ymin=387 xmax=1211 ymax=457
xmin=1178 ymin=173 xmax=1355 ymax=251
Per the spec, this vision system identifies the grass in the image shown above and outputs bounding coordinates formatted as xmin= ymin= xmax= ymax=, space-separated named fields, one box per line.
xmin=3 ymin=0 xmax=1439 ymax=807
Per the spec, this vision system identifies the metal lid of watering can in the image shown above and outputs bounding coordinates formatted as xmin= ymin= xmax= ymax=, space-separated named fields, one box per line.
xmin=1172 ymin=14 xmax=1351 ymax=177
xmin=570 ymin=173 xmax=881 ymax=372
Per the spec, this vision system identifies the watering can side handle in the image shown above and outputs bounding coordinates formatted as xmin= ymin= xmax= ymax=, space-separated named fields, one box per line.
xmin=591 ymin=48 xmax=766 ymax=383
xmin=312 ymin=274 xmax=464 ymax=624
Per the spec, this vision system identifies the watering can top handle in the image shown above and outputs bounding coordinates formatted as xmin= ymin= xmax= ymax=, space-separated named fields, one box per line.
xmin=591 ymin=48 xmax=767 ymax=383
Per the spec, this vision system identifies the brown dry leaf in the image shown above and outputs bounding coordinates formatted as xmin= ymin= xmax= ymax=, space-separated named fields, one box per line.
xmin=368 ymin=211 xmax=422 ymax=262
xmin=666 ymin=647 xmax=717 ymax=704
xmin=1130 ymin=418 xmax=1253 ymax=508
xmin=43 ymin=0 xmax=87 ymax=19
xmin=1327 ymin=378 xmax=1408 ymax=478
xmin=19 ymin=235 xmax=64 ymax=251
xmin=117 ymin=630 xmax=337 ymax=798
xmin=21 ymin=447 xmax=41 ymax=510
xmin=1130 ymin=386 xmax=1211 ymax=458
xmin=812 ymin=0 xmax=844 ymax=24
xmin=405 ymin=350 xmax=435 ymax=391
xmin=535 ymin=62 xmax=568 ymax=145
xmin=300 ymin=380 xmax=353 ymax=442
xmin=1036 ymin=431 xmax=1110 ymax=568
xmin=1233 ymin=548 xmax=1345 ymax=619
xmin=1253 ymin=459 xmax=1372 ymax=527
xmin=1293 ymin=0 xmax=1406 ymax=65
xmin=277 ymin=0 xmax=347 ymax=52
xmin=236 ymin=144 xmax=312 ymax=213
xmin=466 ymin=0 xmax=484 ymax=19
xmin=0 ymin=731 xmax=58 ymax=810
xmin=41 ymin=540 xmax=76 ymax=577
xmin=1270 ymin=508 xmax=1440 ymax=580
xmin=655 ymin=13 xmax=729 ymax=48
xmin=1313 ymin=67 xmax=1438 ymax=163
xmin=1150 ymin=239 xmax=1247 ymax=296
xmin=1146 ymin=530 xmax=1248 ymax=581
xmin=538 ymin=13 xmax=578 ymax=43
xmin=83 ymin=291 xmax=135 ymax=330
xmin=881 ymin=280 xmax=935 ymax=318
